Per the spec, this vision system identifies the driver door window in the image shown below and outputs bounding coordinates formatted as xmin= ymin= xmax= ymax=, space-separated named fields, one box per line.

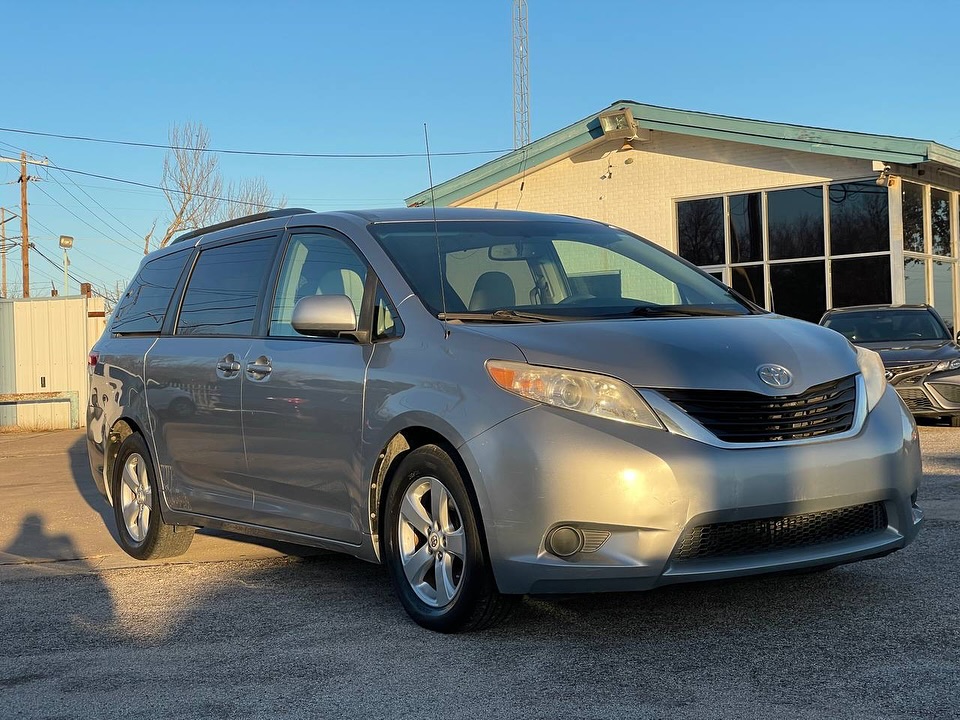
xmin=270 ymin=231 xmax=368 ymax=337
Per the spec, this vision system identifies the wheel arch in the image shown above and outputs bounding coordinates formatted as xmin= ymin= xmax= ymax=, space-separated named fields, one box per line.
xmin=370 ymin=426 xmax=491 ymax=567
xmin=104 ymin=417 xmax=148 ymax=506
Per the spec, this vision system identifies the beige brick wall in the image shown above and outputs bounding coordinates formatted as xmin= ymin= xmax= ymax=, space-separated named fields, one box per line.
xmin=454 ymin=131 xmax=874 ymax=253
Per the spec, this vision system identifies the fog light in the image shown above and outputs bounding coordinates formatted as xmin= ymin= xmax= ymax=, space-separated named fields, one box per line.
xmin=547 ymin=526 xmax=584 ymax=557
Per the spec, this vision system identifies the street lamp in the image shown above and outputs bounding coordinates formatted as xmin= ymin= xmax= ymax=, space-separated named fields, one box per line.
xmin=59 ymin=235 xmax=73 ymax=296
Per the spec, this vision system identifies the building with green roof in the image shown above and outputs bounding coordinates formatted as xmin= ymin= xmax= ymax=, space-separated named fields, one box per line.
xmin=407 ymin=101 xmax=960 ymax=327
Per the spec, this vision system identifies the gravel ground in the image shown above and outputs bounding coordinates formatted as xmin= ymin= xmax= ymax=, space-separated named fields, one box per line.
xmin=1 ymin=425 xmax=957 ymax=719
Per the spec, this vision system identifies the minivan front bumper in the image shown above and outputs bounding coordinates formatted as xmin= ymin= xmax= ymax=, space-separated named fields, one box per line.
xmin=463 ymin=387 xmax=922 ymax=595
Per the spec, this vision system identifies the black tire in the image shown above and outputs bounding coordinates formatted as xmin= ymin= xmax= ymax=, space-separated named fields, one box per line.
xmin=950 ymin=415 xmax=960 ymax=428
xmin=383 ymin=444 xmax=514 ymax=632
xmin=111 ymin=434 xmax=194 ymax=560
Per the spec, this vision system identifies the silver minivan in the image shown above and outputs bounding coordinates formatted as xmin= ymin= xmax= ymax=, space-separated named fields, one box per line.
xmin=86 ymin=208 xmax=923 ymax=632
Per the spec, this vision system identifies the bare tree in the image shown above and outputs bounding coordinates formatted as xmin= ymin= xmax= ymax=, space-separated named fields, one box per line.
xmin=149 ymin=122 xmax=284 ymax=251
xmin=217 ymin=177 xmax=285 ymax=223
xmin=156 ymin=122 xmax=223 ymax=249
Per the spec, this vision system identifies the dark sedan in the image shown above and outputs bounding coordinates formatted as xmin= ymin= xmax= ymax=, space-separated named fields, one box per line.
xmin=820 ymin=304 xmax=960 ymax=427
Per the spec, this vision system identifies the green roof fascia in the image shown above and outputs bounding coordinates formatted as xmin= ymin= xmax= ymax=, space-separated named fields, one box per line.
xmin=405 ymin=111 xmax=603 ymax=207
xmin=406 ymin=100 xmax=960 ymax=207
xmin=926 ymin=142 xmax=960 ymax=167
xmin=615 ymin=101 xmax=934 ymax=165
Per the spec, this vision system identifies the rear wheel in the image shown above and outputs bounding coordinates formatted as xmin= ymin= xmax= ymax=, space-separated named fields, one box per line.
xmin=112 ymin=434 xmax=194 ymax=560
xmin=951 ymin=415 xmax=960 ymax=428
xmin=383 ymin=445 xmax=514 ymax=632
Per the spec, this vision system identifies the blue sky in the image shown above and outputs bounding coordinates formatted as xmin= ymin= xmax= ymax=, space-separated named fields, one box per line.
xmin=3 ymin=0 xmax=960 ymax=297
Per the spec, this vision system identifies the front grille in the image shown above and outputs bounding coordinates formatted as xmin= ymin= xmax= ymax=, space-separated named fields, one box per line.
xmin=886 ymin=362 xmax=936 ymax=381
xmin=896 ymin=387 xmax=937 ymax=412
xmin=659 ymin=375 xmax=857 ymax=443
xmin=929 ymin=382 xmax=960 ymax=404
xmin=672 ymin=502 xmax=888 ymax=562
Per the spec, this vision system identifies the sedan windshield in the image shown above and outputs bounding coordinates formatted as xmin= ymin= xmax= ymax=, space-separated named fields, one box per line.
xmin=822 ymin=309 xmax=950 ymax=342
xmin=370 ymin=219 xmax=753 ymax=320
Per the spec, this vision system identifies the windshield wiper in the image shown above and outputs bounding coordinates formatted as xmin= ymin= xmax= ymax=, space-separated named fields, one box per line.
xmin=438 ymin=309 xmax=569 ymax=323
xmin=627 ymin=304 xmax=749 ymax=317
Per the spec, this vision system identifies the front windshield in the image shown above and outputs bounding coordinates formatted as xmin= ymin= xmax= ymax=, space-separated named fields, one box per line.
xmin=823 ymin=309 xmax=949 ymax=342
xmin=370 ymin=219 xmax=753 ymax=320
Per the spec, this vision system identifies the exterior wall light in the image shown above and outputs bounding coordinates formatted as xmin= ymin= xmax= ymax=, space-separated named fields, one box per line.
xmin=598 ymin=108 xmax=639 ymax=139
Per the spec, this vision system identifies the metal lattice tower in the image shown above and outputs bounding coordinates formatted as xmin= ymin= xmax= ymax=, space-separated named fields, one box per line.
xmin=513 ymin=0 xmax=530 ymax=149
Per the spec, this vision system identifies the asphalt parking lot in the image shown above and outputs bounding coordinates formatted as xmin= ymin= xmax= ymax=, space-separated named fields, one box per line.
xmin=1 ymin=426 xmax=958 ymax=719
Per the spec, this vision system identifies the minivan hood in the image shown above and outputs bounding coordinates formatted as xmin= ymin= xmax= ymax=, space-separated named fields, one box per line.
xmin=860 ymin=339 xmax=960 ymax=365
xmin=463 ymin=314 xmax=858 ymax=394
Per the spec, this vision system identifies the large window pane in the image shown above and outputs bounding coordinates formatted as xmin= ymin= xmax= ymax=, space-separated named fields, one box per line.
xmin=678 ymin=197 xmax=724 ymax=266
xmin=901 ymin=182 xmax=925 ymax=253
xmin=831 ymin=256 xmax=891 ymax=308
xmin=177 ymin=236 xmax=279 ymax=336
xmin=728 ymin=193 xmax=762 ymax=263
xmin=932 ymin=188 xmax=951 ymax=257
xmin=904 ymin=257 xmax=927 ymax=305
xmin=933 ymin=260 xmax=955 ymax=329
xmin=829 ymin=182 xmax=889 ymax=255
xmin=770 ymin=261 xmax=825 ymax=322
xmin=768 ymin=187 xmax=824 ymax=260
xmin=730 ymin=265 xmax=764 ymax=306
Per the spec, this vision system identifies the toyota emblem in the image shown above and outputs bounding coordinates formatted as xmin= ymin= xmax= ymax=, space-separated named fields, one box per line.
xmin=757 ymin=364 xmax=793 ymax=389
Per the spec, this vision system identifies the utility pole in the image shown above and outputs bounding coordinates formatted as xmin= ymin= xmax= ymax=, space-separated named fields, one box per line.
xmin=0 ymin=153 xmax=48 ymax=297
xmin=19 ymin=153 xmax=30 ymax=297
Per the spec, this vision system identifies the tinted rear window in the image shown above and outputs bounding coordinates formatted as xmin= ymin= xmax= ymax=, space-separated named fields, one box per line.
xmin=111 ymin=249 xmax=192 ymax=335
xmin=176 ymin=235 xmax=279 ymax=336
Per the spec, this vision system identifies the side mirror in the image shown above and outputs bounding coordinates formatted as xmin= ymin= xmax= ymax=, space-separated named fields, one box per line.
xmin=291 ymin=295 xmax=358 ymax=337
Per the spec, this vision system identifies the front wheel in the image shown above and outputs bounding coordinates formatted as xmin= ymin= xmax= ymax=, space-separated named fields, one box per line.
xmin=112 ymin=434 xmax=195 ymax=560
xmin=950 ymin=415 xmax=960 ymax=428
xmin=383 ymin=445 xmax=513 ymax=632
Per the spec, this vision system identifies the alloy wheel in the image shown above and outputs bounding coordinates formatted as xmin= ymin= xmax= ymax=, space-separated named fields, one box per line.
xmin=119 ymin=452 xmax=152 ymax=543
xmin=397 ymin=476 xmax=466 ymax=607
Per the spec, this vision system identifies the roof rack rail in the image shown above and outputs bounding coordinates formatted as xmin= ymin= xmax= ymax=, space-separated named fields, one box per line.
xmin=171 ymin=208 xmax=315 ymax=245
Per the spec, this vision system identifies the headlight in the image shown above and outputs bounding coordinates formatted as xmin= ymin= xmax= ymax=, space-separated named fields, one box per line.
xmin=934 ymin=358 xmax=960 ymax=372
xmin=855 ymin=345 xmax=887 ymax=412
xmin=486 ymin=360 xmax=664 ymax=430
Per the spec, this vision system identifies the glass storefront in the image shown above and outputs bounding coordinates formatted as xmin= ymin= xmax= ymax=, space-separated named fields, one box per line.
xmin=675 ymin=177 xmax=959 ymax=327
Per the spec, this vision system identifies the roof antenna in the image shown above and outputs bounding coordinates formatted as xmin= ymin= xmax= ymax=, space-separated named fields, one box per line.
xmin=424 ymin=123 xmax=449 ymax=338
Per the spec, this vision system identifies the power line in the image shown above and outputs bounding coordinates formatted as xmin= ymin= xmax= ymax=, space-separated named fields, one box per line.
xmin=36 ymin=167 xmax=142 ymax=249
xmin=31 ymin=244 xmax=109 ymax=300
xmin=32 ymin=183 xmax=143 ymax=256
xmin=35 ymin=162 xmax=282 ymax=209
xmin=28 ymin=216 xmax=117 ymax=287
xmin=44 ymin=161 xmax=146 ymax=239
xmin=0 ymin=126 xmax=512 ymax=158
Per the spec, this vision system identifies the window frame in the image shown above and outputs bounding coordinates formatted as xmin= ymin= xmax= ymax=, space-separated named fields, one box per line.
xmin=675 ymin=177 xmax=895 ymax=317
xmin=111 ymin=245 xmax=195 ymax=337
xmin=260 ymin=226 xmax=399 ymax=344
xmin=171 ymin=231 xmax=283 ymax=338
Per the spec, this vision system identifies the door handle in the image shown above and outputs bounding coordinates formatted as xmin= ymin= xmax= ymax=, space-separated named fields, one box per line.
xmin=246 ymin=356 xmax=272 ymax=378
xmin=216 ymin=354 xmax=241 ymax=375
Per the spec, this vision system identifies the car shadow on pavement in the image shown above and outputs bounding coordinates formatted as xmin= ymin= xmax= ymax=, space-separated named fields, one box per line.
xmin=67 ymin=434 xmax=119 ymax=543
xmin=66 ymin=435 xmax=321 ymax=558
